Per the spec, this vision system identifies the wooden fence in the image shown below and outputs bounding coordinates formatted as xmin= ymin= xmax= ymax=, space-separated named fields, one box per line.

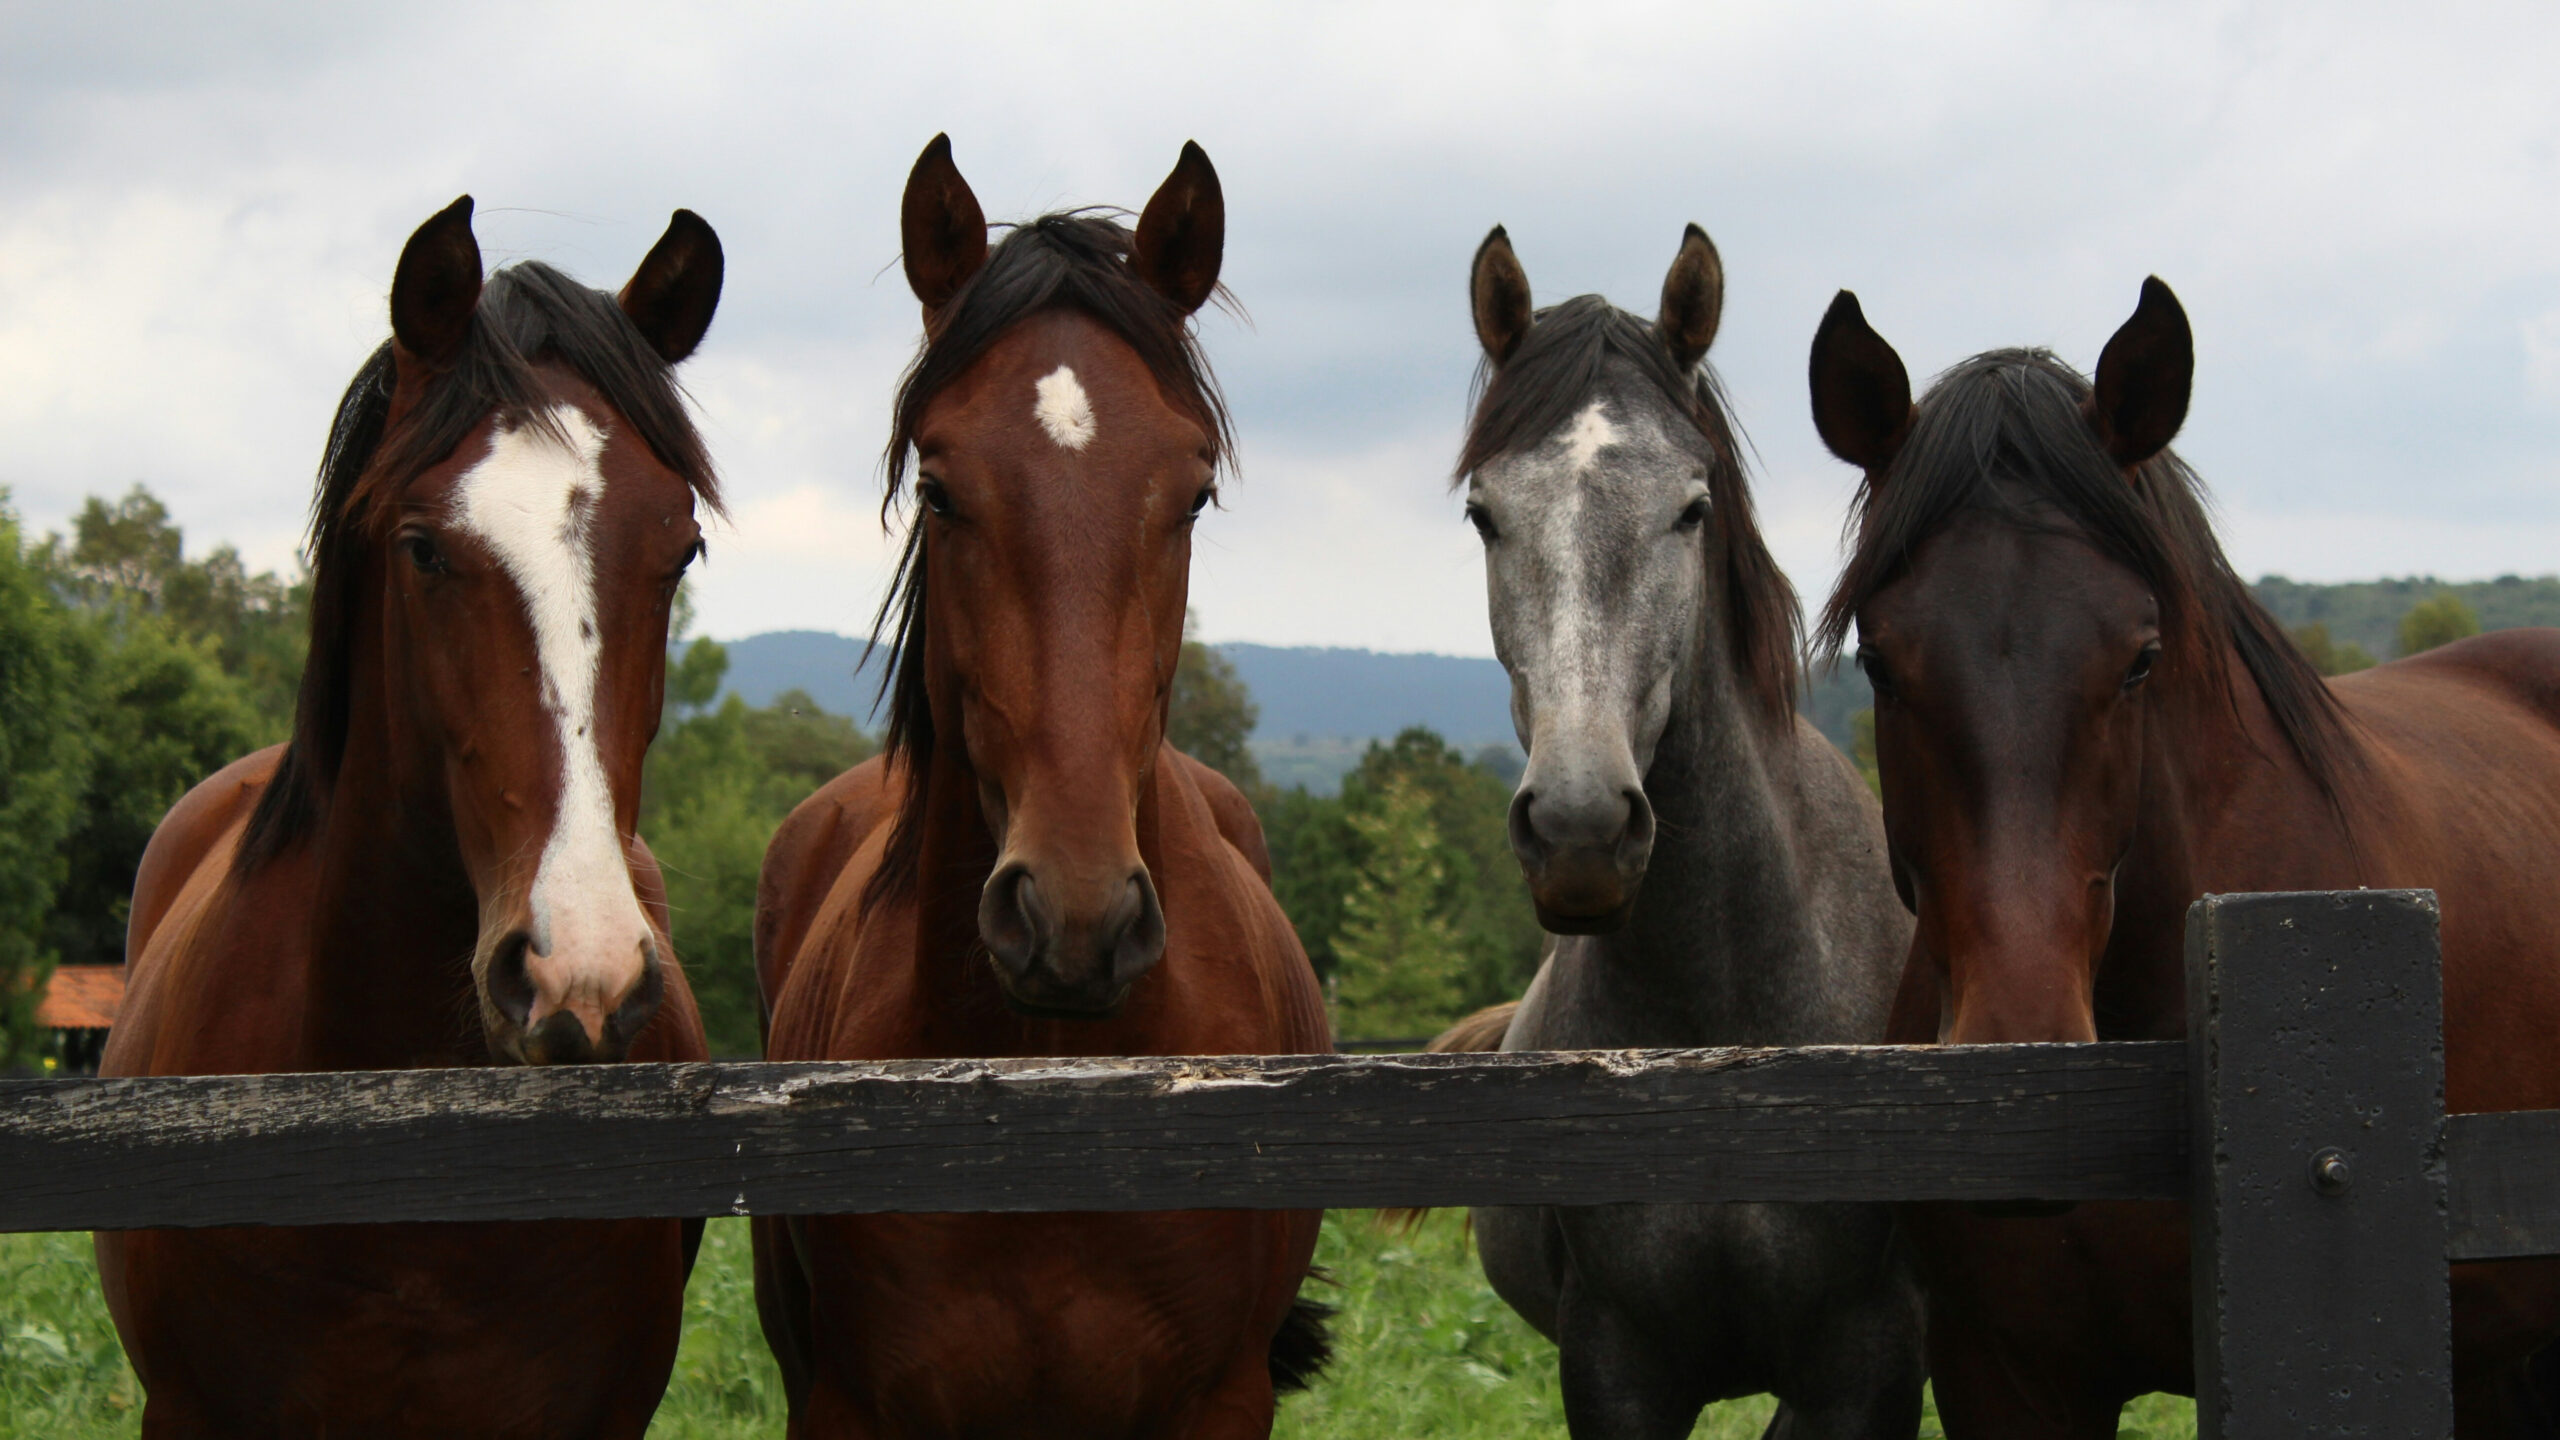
xmin=5 ymin=889 xmax=2552 ymax=1437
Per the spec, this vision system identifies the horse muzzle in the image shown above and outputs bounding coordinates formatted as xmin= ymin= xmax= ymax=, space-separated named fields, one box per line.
xmin=978 ymin=860 xmax=1166 ymax=1018
xmin=480 ymin=924 xmax=665 ymax=1064
xmin=1509 ymin=781 xmax=1655 ymax=934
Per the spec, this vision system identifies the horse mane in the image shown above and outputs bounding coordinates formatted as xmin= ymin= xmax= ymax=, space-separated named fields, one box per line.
xmin=236 ymin=261 xmax=721 ymax=872
xmin=865 ymin=213 xmax=1235 ymax=913
xmin=1813 ymin=347 xmax=2355 ymax=793
xmin=1454 ymin=294 xmax=1800 ymax=724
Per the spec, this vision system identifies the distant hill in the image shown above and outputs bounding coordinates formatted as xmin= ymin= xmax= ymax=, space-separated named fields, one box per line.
xmin=703 ymin=573 xmax=2560 ymax=794
xmin=2251 ymin=575 xmax=2560 ymax=659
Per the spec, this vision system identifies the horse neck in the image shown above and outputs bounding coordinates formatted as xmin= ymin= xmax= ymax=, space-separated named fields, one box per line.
xmin=1577 ymin=609 xmax=1830 ymax=1045
xmin=294 ymin=621 xmax=487 ymax=1069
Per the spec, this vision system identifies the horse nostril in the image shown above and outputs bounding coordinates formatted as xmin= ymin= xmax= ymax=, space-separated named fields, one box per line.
xmin=1507 ymin=788 xmax=1549 ymax=868
xmin=486 ymin=930 xmax=535 ymax=1030
xmin=978 ymin=865 xmax=1045 ymax=978
xmin=604 ymin=936 xmax=665 ymax=1052
xmin=1109 ymin=873 xmax=1167 ymax=987
xmin=1620 ymin=788 xmax=1656 ymax=858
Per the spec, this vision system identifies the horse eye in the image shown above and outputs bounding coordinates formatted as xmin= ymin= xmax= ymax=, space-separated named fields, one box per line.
xmin=674 ymin=538 xmax=705 ymax=576
xmin=1187 ymin=485 xmax=1215 ymax=519
xmin=1856 ymin=645 xmax=1896 ymax=699
xmin=1465 ymin=504 xmax=1499 ymax=543
xmin=917 ymin=478 xmax=955 ymax=519
xmin=1676 ymin=497 xmax=1710 ymax=531
xmin=2124 ymin=644 xmax=2160 ymax=691
xmin=400 ymin=533 xmax=447 ymax=575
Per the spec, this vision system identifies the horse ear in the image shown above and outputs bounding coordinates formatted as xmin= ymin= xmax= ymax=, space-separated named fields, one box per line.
xmin=1470 ymin=225 xmax=1532 ymax=365
xmin=2090 ymin=276 xmax=2193 ymax=466
xmin=390 ymin=195 xmax=482 ymax=367
xmin=619 ymin=209 xmax=724 ymax=364
xmin=1808 ymin=290 xmax=1912 ymax=473
xmin=901 ymin=133 xmax=988 ymax=320
xmin=1657 ymin=223 xmax=1723 ymax=370
xmin=1133 ymin=141 xmax=1224 ymax=315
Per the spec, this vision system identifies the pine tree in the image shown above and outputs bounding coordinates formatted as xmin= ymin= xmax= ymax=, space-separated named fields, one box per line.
xmin=1330 ymin=773 xmax=1470 ymax=1038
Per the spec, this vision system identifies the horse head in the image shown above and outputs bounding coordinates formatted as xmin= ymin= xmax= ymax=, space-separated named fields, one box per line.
xmin=1460 ymin=223 xmax=1793 ymax=933
xmin=877 ymin=136 xmax=1228 ymax=1018
xmin=258 ymin=196 xmax=723 ymax=1063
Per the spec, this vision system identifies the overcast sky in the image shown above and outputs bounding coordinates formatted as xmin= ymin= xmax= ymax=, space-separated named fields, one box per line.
xmin=7 ymin=2 xmax=2560 ymax=657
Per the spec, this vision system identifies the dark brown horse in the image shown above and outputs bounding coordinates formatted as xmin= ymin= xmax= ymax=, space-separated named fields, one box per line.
xmin=1811 ymin=278 xmax=2560 ymax=1435
xmin=97 ymin=196 xmax=724 ymax=1437
xmin=751 ymin=136 xmax=1330 ymax=1440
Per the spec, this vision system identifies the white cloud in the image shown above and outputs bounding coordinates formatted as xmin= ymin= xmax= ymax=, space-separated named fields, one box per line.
xmin=5 ymin=1 xmax=2560 ymax=643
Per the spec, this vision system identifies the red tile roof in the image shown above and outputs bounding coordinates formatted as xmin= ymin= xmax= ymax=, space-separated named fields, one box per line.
xmin=38 ymin=966 xmax=124 ymax=1030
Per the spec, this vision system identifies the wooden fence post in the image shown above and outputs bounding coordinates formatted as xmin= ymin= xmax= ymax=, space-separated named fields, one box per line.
xmin=2188 ymin=889 xmax=2451 ymax=1438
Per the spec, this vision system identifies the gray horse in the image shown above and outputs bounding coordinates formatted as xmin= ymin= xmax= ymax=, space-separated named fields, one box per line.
xmin=1449 ymin=224 xmax=1922 ymax=1439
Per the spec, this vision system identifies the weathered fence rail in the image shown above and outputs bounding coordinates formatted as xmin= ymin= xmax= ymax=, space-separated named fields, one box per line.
xmin=6 ymin=889 xmax=2551 ymax=1436
xmin=0 ymin=1043 xmax=2189 ymax=1229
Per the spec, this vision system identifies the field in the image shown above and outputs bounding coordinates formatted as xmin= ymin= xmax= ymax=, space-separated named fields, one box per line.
xmin=0 ymin=1214 xmax=2197 ymax=1438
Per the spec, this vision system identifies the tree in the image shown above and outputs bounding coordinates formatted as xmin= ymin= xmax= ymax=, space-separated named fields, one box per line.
xmin=640 ymin=618 xmax=876 ymax=1056
xmin=2291 ymin=623 xmax=2376 ymax=677
xmin=2397 ymin=592 xmax=2481 ymax=658
xmin=43 ymin=616 xmax=260 ymax=969
xmin=35 ymin=485 xmax=306 ymax=740
xmin=1330 ymin=773 xmax=1471 ymax=1038
xmin=1167 ymin=611 xmax=1260 ymax=788
xmin=0 ymin=500 xmax=92 ymax=1064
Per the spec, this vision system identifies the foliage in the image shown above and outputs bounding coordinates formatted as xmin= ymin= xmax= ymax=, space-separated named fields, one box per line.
xmin=1169 ymin=610 xmax=1261 ymax=788
xmin=2289 ymin=623 xmax=2376 ymax=677
xmin=0 ymin=503 xmax=92 ymax=1066
xmin=1331 ymin=775 xmax=1472 ymax=1036
xmin=641 ymin=622 xmax=875 ymax=1058
xmin=2253 ymin=573 xmax=2554 ymax=663
xmin=43 ymin=618 xmax=261 ymax=971
xmin=2397 ymin=591 xmax=2482 ymax=658
xmin=33 ymin=485 xmax=305 ymax=740
xmin=1258 ymin=728 xmax=1543 ymax=1032
xmin=13 ymin=487 xmax=292 ymax=975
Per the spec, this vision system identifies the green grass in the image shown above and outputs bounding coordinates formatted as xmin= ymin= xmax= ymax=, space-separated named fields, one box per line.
xmin=0 ymin=1216 xmax=2195 ymax=1438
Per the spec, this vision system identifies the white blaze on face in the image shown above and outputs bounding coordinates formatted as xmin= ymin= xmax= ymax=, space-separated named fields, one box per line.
xmin=1559 ymin=400 xmax=1621 ymax=476
xmin=1034 ymin=365 xmax=1097 ymax=450
xmin=453 ymin=407 xmax=651 ymax=1029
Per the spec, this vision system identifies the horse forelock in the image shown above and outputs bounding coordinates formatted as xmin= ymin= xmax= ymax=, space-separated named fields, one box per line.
xmin=1815 ymin=347 xmax=2355 ymax=793
xmin=1457 ymin=295 xmax=1798 ymax=724
xmin=238 ymin=262 xmax=717 ymax=875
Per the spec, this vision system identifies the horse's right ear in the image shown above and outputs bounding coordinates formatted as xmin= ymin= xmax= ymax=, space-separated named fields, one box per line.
xmin=1808 ymin=291 xmax=1912 ymax=473
xmin=1471 ymin=226 xmax=1532 ymax=366
xmin=390 ymin=195 xmax=482 ymax=367
xmin=901 ymin=134 xmax=988 ymax=322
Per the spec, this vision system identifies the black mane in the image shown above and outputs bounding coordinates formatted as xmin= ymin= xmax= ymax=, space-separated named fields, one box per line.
xmin=867 ymin=213 xmax=1233 ymax=911
xmin=1456 ymin=293 xmax=1800 ymax=723
xmin=237 ymin=261 xmax=719 ymax=870
xmin=1814 ymin=347 xmax=2353 ymax=790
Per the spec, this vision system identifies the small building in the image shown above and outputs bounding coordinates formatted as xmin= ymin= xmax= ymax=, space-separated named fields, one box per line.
xmin=39 ymin=965 xmax=124 ymax=1074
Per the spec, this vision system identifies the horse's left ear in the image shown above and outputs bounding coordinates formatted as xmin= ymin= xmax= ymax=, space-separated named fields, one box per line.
xmin=2090 ymin=277 xmax=2193 ymax=466
xmin=1657 ymin=223 xmax=1723 ymax=370
xmin=1133 ymin=141 xmax=1224 ymax=315
xmin=619 ymin=209 xmax=724 ymax=364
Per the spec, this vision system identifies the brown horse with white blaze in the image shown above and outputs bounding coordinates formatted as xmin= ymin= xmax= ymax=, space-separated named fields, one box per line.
xmin=97 ymin=196 xmax=723 ymax=1437
xmin=752 ymin=135 xmax=1331 ymax=1439
xmin=1811 ymin=278 xmax=2560 ymax=1435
